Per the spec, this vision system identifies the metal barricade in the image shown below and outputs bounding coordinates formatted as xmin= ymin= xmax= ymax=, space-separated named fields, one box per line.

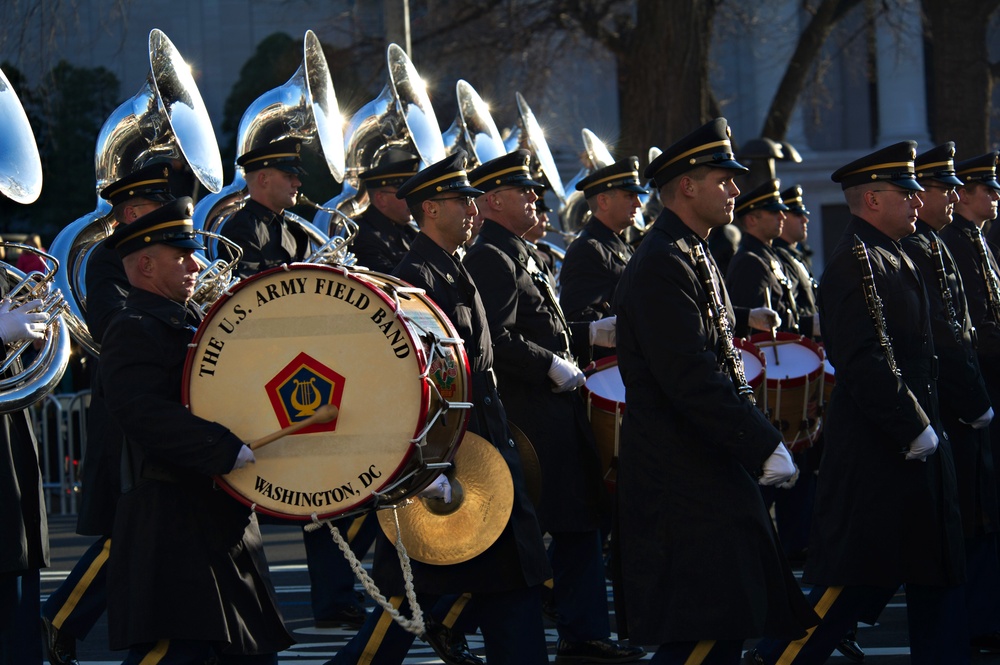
xmin=33 ymin=389 xmax=90 ymax=515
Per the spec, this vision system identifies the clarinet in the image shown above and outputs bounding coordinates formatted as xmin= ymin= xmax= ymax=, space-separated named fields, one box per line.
xmin=970 ymin=227 xmax=1000 ymax=323
xmin=929 ymin=236 xmax=963 ymax=343
xmin=689 ymin=242 xmax=756 ymax=405
xmin=853 ymin=235 xmax=901 ymax=377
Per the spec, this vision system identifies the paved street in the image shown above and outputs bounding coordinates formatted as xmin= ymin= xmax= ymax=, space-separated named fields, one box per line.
xmin=40 ymin=515 xmax=1000 ymax=663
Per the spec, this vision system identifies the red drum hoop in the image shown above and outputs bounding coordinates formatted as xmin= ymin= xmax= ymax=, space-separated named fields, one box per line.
xmin=749 ymin=332 xmax=824 ymax=451
xmin=183 ymin=264 xmax=471 ymax=521
xmin=582 ymin=356 xmax=624 ymax=487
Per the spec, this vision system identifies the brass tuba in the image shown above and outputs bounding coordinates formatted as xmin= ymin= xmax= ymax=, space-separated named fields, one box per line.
xmin=442 ymin=80 xmax=506 ymax=169
xmin=558 ymin=128 xmax=615 ymax=236
xmin=195 ymin=30 xmax=349 ymax=265
xmin=312 ymin=43 xmax=446 ymax=232
xmin=503 ymin=92 xmax=567 ymax=206
xmin=0 ymin=66 xmax=71 ymax=410
xmin=50 ymin=28 xmax=224 ymax=356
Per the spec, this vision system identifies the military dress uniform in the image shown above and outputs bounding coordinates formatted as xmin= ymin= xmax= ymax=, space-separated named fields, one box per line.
xmin=100 ymin=201 xmax=291 ymax=663
xmin=224 ymin=140 xmax=375 ymax=629
xmin=464 ymin=152 xmax=634 ymax=657
xmin=42 ymin=164 xmax=177 ymax=663
xmin=725 ymin=180 xmax=799 ymax=333
xmin=614 ymin=119 xmax=815 ymax=665
xmin=351 ymin=156 xmax=420 ymax=273
xmin=222 ymin=138 xmax=311 ymax=280
xmin=559 ymin=158 xmax=645 ymax=328
xmin=753 ymin=142 xmax=966 ymax=665
xmin=774 ymin=185 xmax=820 ymax=340
xmin=328 ymin=154 xmax=552 ymax=665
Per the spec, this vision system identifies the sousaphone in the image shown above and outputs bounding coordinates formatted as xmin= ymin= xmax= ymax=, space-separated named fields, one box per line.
xmin=195 ymin=29 xmax=348 ymax=265
xmin=559 ymin=128 xmax=615 ymax=236
xmin=503 ymin=92 xmax=567 ymax=205
xmin=313 ymin=43 xmax=446 ymax=231
xmin=50 ymin=28 xmax=224 ymax=356
xmin=0 ymin=66 xmax=71 ymax=411
xmin=442 ymin=80 xmax=506 ymax=169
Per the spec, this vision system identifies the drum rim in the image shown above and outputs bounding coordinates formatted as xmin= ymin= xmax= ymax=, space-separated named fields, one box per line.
xmin=182 ymin=263 xmax=472 ymax=521
xmin=748 ymin=331 xmax=825 ymax=388
xmin=733 ymin=337 xmax=766 ymax=388
xmin=582 ymin=355 xmax=625 ymax=414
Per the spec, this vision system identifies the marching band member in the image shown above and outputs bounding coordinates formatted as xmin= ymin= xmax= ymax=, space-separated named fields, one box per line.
xmin=41 ymin=164 xmax=175 ymax=665
xmin=330 ymin=150 xmax=552 ymax=665
xmin=222 ymin=137 xmax=310 ymax=279
xmin=901 ymin=142 xmax=1000 ymax=654
xmin=775 ymin=185 xmax=820 ymax=340
xmin=750 ymin=141 xmax=965 ymax=664
xmin=101 ymin=199 xmax=291 ymax=664
xmin=351 ymin=152 xmax=420 ymax=273
xmin=463 ymin=151 xmax=642 ymax=664
xmin=223 ymin=139 xmax=376 ymax=630
xmin=938 ymin=150 xmax=1000 ymax=652
xmin=558 ymin=158 xmax=644 ymax=338
xmin=614 ymin=118 xmax=813 ymax=665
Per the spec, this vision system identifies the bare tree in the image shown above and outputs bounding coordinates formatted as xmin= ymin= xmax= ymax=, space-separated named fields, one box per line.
xmin=922 ymin=0 xmax=1000 ymax=154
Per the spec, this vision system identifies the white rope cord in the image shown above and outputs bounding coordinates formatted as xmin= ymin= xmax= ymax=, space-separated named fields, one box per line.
xmin=304 ymin=511 xmax=426 ymax=635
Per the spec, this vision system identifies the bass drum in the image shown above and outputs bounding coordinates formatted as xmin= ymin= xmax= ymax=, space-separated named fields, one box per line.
xmin=183 ymin=264 xmax=471 ymax=521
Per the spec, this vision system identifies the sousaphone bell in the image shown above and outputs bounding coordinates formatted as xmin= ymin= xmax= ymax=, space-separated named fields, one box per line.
xmin=442 ymin=80 xmax=506 ymax=170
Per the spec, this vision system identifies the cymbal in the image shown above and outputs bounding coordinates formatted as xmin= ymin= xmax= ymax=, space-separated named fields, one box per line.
xmin=377 ymin=432 xmax=513 ymax=565
xmin=507 ymin=420 xmax=542 ymax=508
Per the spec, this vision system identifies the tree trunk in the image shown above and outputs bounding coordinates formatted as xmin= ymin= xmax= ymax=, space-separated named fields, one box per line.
xmin=761 ymin=0 xmax=862 ymax=140
xmin=619 ymin=0 xmax=717 ymax=162
xmin=923 ymin=0 xmax=999 ymax=154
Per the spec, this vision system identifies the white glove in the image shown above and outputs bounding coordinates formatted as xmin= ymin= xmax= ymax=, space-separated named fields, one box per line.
xmin=777 ymin=464 xmax=800 ymax=490
xmin=759 ymin=443 xmax=795 ymax=486
xmin=961 ymin=407 xmax=994 ymax=430
xmin=589 ymin=316 xmax=617 ymax=347
xmin=231 ymin=445 xmax=256 ymax=471
xmin=748 ymin=307 xmax=782 ymax=332
xmin=811 ymin=313 xmax=821 ymax=337
xmin=419 ymin=473 xmax=452 ymax=503
xmin=0 ymin=298 xmax=47 ymax=344
xmin=548 ymin=354 xmax=586 ymax=393
xmin=905 ymin=425 xmax=939 ymax=461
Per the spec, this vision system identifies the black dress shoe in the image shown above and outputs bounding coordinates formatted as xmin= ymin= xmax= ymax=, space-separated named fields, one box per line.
xmin=314 ymin=604 xmax=368 ymax=629
xmin=972 ymin=630 xmax=1000 ymax=652
xmin=422 ymin=617 xmax=484 ymax=665
xmin=741 ymin=648 xmax=765 ymax=665
xmin=41 ymin=616 xmax=80 ymax=665
xmin=835 ymin=628 xmax=865 ymax=663
xmin=555 ymin=637 xmax=645 ymax=663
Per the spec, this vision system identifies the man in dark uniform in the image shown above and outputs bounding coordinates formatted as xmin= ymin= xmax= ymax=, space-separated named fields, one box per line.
xmin=331 ymin=150 xmax=552 ymax=665
xmin=101 ymin=199 xmax=292 ymax=664
xmin=613 ymin=118 xmax=813 ymax=665
xmin=351 ymin=153 xmax=420 ymax=273
xmin=751 ymin=141 xmax=966 ymax=664
xmin=222 ymin=137 xmax=310 ymax=279
xmin=223 ymin=138 xmax=375 ymax=630
xmin=726 ymin=179 xmax=799 ymax=332
xmin=902 ymin=142 xmax=1000 ymax=651
xmin=938 ymin=150 xmax=1000 ymax=651
xmin=724 ymin=178 xmax=822 ymax=586
xmin=464 ymin=150 xmax=641 ymax=663
xmin=41 ymin=163 xmax=175 ymax=665
xmin=774 ymin=185 xmax=820 ymax=339
xmin=559 ymin=158 xmax=644 ymax=330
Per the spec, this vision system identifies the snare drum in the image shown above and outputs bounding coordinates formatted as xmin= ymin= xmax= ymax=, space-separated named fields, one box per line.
xmin=749 ymin=332 xmax=824 ymax=451
xmin=183 ymin=265 xmax=471 ymax=521
xmin=582 ymin=356 xmax=625 ymax=487
xmin=733 ymin=337 xmax=766 ymax=407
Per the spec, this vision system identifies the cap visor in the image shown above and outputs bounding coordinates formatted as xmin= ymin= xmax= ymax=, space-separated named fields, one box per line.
xmin=275 ymin=164 xmax=308 ymax=176
xmin=166 ymin=238 xmax=206 ymax=251
xmin=623 ymin=183 xmax=649 ymax=195
xmin=715 ymin=158 xmax=750 ymax=174
xmin=892 ymin=178 xmax=924 ymax=192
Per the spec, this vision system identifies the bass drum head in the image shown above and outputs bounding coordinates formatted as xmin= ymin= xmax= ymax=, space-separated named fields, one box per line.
xmin=183 ymin=264 xmax=469 ymax=521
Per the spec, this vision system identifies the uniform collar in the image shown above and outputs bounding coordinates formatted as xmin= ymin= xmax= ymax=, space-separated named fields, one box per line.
xmin=124 ymin=287 xmax=201 ymax=329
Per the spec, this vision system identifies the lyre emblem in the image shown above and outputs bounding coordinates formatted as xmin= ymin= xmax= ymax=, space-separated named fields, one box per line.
xmin=291 ymin=377 xmax=323 ymax=416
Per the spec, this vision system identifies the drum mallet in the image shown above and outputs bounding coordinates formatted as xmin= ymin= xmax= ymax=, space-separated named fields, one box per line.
xmin=250 ymin=403 xmax=340 ymax=450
